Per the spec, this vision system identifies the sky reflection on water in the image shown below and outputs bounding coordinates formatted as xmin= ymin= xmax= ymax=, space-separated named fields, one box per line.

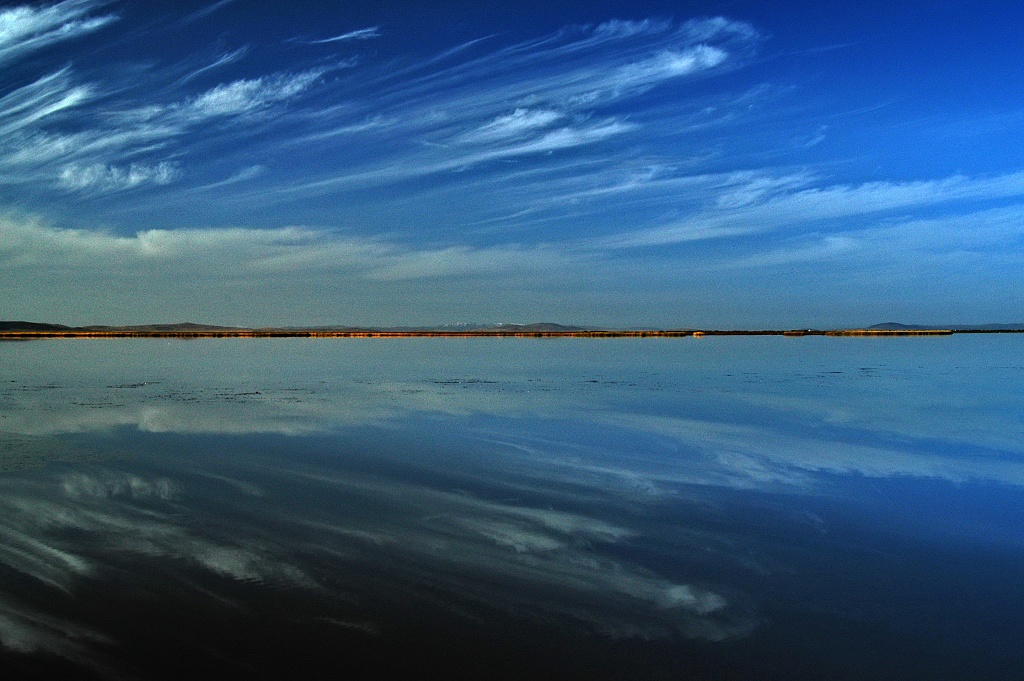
xmin=1 ymin=337 xmax=1023 ymax=679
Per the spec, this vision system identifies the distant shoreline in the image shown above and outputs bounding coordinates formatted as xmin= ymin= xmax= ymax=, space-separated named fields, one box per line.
xmin=3 ymin=328 xmax=1021 ymax=340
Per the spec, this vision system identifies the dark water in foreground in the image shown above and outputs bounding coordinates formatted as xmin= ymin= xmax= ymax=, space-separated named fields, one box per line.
xmin=1 ymin=336 xmax=1023 ymax=679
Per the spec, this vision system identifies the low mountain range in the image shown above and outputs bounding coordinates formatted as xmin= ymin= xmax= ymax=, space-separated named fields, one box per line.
xmin=867 ymin=322 xmax=1024 ymax=331
xmin=2 ymin=320 xmax=1024 ymax=333
xmin=0 ymin=321 xmax=593 ymax=333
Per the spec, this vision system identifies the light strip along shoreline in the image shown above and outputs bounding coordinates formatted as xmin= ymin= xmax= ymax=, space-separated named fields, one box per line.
xmin=4 ymin=329 xmax=1019 ymax=340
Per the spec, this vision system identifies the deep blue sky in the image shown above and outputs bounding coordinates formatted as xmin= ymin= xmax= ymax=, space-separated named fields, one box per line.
xmin=2 ymin=0 xmax=1023 ymax=327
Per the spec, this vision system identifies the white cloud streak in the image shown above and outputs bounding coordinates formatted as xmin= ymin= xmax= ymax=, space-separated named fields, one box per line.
xmin=59 ymin=161 xmax=179 ymax=192
xmin=265 ymin=17 xmax=753 ymax=197
xmin=600 ymin=44 xmax=727 ymax=94
xmin=0 ymin=8 xmax=759 ymax=222
xmin=463 ymin=108 xmax=564 ymax=143
xmin=177 ymin=0 xmax=238 ymax=26
xmin=0 ymin=68 xmax=92 ymax=134
xmin=309 ymin=26 xmax=380 ymax=43
xmin=0 ymin=63 xmax=322 ymax=193
xmin=185 ymin=70 xmax=322 ymax=118
xmin=0 ymin=0 xmax=114 ymax=66
xmin=0 ymin=216 xmax=571 ymax=281
xmin=175 ymin=46 xmax=249 ymax=85
xmin=598 ymin=170 xmax=1024 ymax=249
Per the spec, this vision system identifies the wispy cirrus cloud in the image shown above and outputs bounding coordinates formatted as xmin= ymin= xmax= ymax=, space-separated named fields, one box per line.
xmin=246 ymin=17 xmax=754 ymax=204
xmin=0 ymin=1 xmax=333 ymax=196
xmin=176 ymin=0 xmax=238 ymax=26
xmin=721 ymin=201 xmax=1024 ymax=273
xmin=175 ymin=46 xmax=249 ymax=85
xmin=58 ymin=161 xmax=179 ymax=192
xmin=0 ymin=8 xmax=755 ymax=215
xmin=0 ymin=68 xmax=93 ymax=137
xmin=462 ymin=108 xmax=565 ymax=143
xmin=308 ymin=26 xmax=380 ymax=44
xmin=0 ymin=61 xmax=323 ymax=193
xmin=597 ymin=170 xmax=1024 ymax=249
xmin=0 ymin=0 xmax=114 ymax=65
xmin=420 ymin=18 xmax=750 ymax=121
xmin=184 ymin=70 xmax=323 ymax=118
xmin=597 ymin=43 xmax=728 ymax=96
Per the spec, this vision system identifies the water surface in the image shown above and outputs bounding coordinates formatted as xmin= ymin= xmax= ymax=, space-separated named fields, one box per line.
xmin=1 ymin=336 xmax=1023 ymax=679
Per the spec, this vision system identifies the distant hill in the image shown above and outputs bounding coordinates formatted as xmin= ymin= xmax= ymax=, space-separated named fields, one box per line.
xmin=274 ymin=325 xmax=374 ymax=332
xmin=76 ymin=322 xmax=248 ymax=332
xmin=867 ymin=322 xmax=929 ymax=330
xmin=0 ymin=320 xmax=591 ymax=333
xmin=0 ymin=321 xmax=71 ymax=331
xmin=4 ymin=320 xmax=1023 ymax=335
xmin=467 ymin=323 xmax=590 ymax=332
xmin=869 ymin=322 xmax=1024 ymax=331
xmin=289 ymin=322 xmax=593 ymax=332
xmin=0 ymin=321 xmax=248 ymax=333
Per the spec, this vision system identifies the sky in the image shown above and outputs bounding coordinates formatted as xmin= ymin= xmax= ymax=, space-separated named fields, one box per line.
xmin=1 ymin=0 xmax=1023 ymax=328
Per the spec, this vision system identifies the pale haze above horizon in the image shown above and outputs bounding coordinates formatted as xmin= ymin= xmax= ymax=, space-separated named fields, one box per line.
xmin=1 ymin=0 xmax=1022 ymax=328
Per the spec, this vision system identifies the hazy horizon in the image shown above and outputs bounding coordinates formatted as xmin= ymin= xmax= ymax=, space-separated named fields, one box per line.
xmin=6 ymin=317 xmax=1024 ymax=331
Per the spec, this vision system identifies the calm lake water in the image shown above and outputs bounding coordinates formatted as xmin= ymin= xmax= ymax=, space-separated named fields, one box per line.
xmin=1 ymin=336 xmax=1023 ymax=679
